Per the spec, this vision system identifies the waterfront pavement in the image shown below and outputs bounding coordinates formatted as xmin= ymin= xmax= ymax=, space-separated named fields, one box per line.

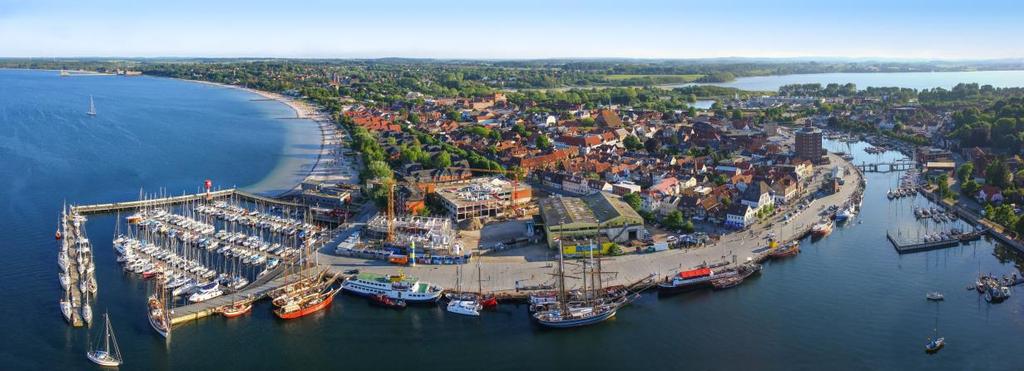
xmin=317 ymin=153 xmax=864 ymax=293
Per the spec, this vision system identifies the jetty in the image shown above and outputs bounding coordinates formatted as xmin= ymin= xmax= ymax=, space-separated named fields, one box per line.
xmin=168 ymin=266 xmax=322 ymax=325
xmin=60 ymin=209 xmax=91 ymax=327
xmin=71 ymin=189 xmax=305 ymax=216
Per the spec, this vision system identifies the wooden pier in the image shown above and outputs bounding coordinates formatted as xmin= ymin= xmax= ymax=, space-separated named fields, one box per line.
xmin=169 ymin=266 xmax=320 ymax=325
xmin=61 ymin=210 xmax=92 ymax=327
xmin=71 ymin=189 xmax=305 ymax=216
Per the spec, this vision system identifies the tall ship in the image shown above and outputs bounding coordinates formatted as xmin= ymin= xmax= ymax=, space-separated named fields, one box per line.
xmin=274 ymin=283 xmax=342 ymax=319
xmin=341 ymin=272 xmax=443 ymax=303
xmin=147 ymin=282 xmax=172 ymax=339
xmin=532 ymin=241 xmax=639 ymax=329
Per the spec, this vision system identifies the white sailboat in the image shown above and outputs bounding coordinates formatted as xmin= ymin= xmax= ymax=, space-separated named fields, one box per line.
xmin=86 ymin=96 xmax=97 ymax=116
xmin=82 ymin=292 xmax=93 ymax=326
xmin=446 ymin=265 xmax=481 ymax=317
xmin=86 ymin=313 xmax=123 ymax=367
xmin=60 ymin=289 xmax=74 ymax=324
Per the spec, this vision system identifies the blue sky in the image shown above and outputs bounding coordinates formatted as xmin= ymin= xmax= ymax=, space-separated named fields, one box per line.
xmin=1 ymin=0 xmax=1021 ymax=59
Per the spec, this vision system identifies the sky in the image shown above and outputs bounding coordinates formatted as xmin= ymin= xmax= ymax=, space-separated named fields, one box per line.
xmin=1 ymin=0 xmax=1022 ymax=60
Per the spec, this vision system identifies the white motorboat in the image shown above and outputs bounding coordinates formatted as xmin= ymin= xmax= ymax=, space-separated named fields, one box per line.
xmin=446 ymin=299 xmax=482 ymax=316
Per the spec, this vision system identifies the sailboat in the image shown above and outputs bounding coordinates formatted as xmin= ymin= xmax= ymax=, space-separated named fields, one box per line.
xmin=82 ymin=292 xmax=93 ymax=326
xmin=925 ymin=317 xmax=944 ymax=353
xmin=447 ymin=265 xmax=482 ymax=317
xmin=532 ymin=240 xmax=626 ymax=328
xmin=86 ymin=96 xmax=97 ymax=117
xmin=60 ymin=288 xmax=74 ymax=324
xmin=86 ymin=313 xmax=123 ymax=367
xmin=147 ymin=281 xmax=172 ymax=339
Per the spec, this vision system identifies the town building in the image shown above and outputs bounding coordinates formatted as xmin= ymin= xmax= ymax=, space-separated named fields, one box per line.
xmin=538 ymin=192 xmax=645 ymax=249
xmin=433 ymin=177 xmax=532 ymax=221
xmin=795 ymin=126 xmax=823 ymax=163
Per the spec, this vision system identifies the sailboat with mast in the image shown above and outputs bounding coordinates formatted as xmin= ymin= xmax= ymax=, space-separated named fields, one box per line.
xmin=147 ymin=280 xmax=172 ymax=339
xmin=86 ymin=313 xmax=123 ymax=367
xmin=447 ymin=264 xmax=482 ymax=316
xmin=86 ymin=96 xmax=97 ymax=117
xmin=532 ymin=240 xmax=634 ymax=328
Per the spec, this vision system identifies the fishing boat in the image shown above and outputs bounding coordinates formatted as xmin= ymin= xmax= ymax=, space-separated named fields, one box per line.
xmin=369 ymin=293 xmax=407 ymax=309
xmin=811 ymin=219 xmax=834 ymax=237
xmin=926 ymin=292 xmax=944 ymax=301
xmin=341 ymin=272 xmax=444 ymax=303
xmin=86 ymin=313 xmax=123 ymax=367
xmin=86 ymin=96 xmax=97 ymax=116
xmin=835 ymin=206 xmax=855 ymax=222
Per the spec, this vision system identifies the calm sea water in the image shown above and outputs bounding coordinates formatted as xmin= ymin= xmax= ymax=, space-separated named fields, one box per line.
xmin=2 ymin=69 xmax=1023 ymax=370
xmin=667 ymin=70 xmax=1024 ymax=91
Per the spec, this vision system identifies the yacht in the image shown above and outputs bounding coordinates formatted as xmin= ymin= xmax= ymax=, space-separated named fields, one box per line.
xmin=447 ymin=299 xmax=482 ymax=316
xmin=86 ymin=313 xmax=122 ymax=367
xmin=188 ymin=282 xmax=223 ymax=303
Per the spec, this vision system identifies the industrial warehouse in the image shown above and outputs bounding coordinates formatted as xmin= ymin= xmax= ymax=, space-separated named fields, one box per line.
xmin=538 ymin=192 xmax=645 ymax=253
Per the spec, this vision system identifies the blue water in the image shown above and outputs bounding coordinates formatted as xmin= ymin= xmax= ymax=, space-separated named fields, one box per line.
xmin=2 ymin=69 xmax=1023 ymax=370
xmin=0 ymin=69 xmax=320 ymax=368
xmin=667 ymin=70 xmax=1024 ymax=91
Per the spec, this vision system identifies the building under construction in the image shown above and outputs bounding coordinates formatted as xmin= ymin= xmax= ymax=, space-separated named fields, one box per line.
xmin=433 ymin=177 xmax=532 ymax=222
xmin=365 ymin=214 xmax=461 ymax=256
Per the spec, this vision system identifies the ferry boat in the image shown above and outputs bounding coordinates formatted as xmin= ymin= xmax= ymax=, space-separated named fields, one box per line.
xmin=811 ymin=219 xmax=834 ymax=237
xmin=188 ymin=282 xmax=223 ymax=303
xmin=341 ymin=273 xmax=443 ymax=303
xmin=657 ymin=267 xmax=736 ymax=294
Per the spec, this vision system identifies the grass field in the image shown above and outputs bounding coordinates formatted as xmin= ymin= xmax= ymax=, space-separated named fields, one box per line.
xmin=604 ymin=74 xmax=704 ymax=82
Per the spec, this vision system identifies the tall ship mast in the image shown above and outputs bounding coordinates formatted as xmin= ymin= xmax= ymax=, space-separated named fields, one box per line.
xmin=532 ymin=240 xmax=632 ymax=328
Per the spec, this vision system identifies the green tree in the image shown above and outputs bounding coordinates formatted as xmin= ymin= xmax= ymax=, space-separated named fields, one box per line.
xmin=432 ymin=150 xmax=452 ymax=169
xmin=644 ymin=137 xmax=661 ymax=153
xmin=986 ymin=159 xmax=1013 ymax=188
xmin=663 ymin=210 xmax=686 ymax=231
xmin=731 ymin=109 xmax=742 ymax=120
xmin=622 ymin=192 xmax=643 ymax=211
xmin=956 ymin=163 xmax=974 ymax=183
xmin=961 ymin=180 xmax=980 ymax=196
xmin=623 ymin=135 xmax=643 ymax=150
xmin=687 ymin=106 xmax=698 ymax=117
xmin=535 ymin=135 xmax=552 ymax=150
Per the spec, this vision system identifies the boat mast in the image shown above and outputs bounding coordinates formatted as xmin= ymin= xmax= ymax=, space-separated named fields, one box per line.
xmin=557 ymin=240 xmax=566 ymax=312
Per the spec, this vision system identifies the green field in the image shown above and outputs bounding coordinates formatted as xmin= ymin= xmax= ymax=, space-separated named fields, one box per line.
xmin=604 ymin=74 xmax=704 ymax=83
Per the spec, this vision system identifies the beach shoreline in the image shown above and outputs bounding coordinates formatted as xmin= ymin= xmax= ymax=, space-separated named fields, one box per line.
xmin=181 ymin=78 xmax=334 ymax=197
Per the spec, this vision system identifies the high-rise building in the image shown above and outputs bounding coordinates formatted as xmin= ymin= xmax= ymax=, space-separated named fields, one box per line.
xmin=795 ymin=127 xmax=823 ymax=162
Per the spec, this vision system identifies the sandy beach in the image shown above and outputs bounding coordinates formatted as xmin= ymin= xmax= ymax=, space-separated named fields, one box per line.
xmin=184 ymin=79 xmax=332 ymax=196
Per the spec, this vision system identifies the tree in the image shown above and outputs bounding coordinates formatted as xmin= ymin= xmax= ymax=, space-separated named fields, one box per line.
xmin=663 ymin=210 xmax=686 ymax=231
xmin=535 ymin=135 xmax=552 ymax=150
xmin=432 ymin=150 xmax=452 ymax=169
xmin=644 ymin=137 xmax=662 ymax=154
xmin=956 ymin=163 xmax=974 ymax=183
xmin=622 ymin=192 xmax=643 ymax=211
xmin=623 ymin=135 xmax=643 ymax=151
xmin=961 ymin=180 xmax=980 ymax=196
xmin=731 ymin=109 xmax=742 ymax=120
xmin=986 ymin=159 xmax=1013 ymax=188
xmin=687 ymin=106 xmax=697 ymax=117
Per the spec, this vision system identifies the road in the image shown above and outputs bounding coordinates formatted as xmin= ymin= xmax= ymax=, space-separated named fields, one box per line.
xmin=316 ymin=153 xmax=864 ymax=293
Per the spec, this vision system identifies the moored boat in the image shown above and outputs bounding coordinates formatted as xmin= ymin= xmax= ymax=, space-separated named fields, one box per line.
xmin=369 ymin=293 xmax=406 ymax=309
xmin=86 ymin=313 xmax=123 ymax=367
xmin=811 ymin=219 xmax=834 ymax=237
xmin=341 ymin=272 xmax=443 ymax=303
xmin=275 ymin=286 xmax=341 ymax=319
xmin=447 ymin=299 xmax=482 ymax=317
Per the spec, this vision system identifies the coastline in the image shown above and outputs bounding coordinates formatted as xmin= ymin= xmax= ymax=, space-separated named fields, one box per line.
xmin=181 ymin=78 xmax=333 ymax=197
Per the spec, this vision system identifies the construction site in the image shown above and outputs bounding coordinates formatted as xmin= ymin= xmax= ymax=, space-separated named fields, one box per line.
xmin=364 ymin=214 xmax=461 ymax=256
xmin=433 ymin=177 xmax=532 ymax=222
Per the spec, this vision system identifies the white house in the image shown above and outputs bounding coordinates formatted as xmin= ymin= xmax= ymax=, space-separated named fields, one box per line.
xmin=725 ymin=204 xmax=756 ymax=229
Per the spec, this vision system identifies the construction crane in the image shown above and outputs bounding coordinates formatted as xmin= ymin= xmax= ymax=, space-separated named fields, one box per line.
xmin=446 ymin=166 xmax=526 ymax=217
